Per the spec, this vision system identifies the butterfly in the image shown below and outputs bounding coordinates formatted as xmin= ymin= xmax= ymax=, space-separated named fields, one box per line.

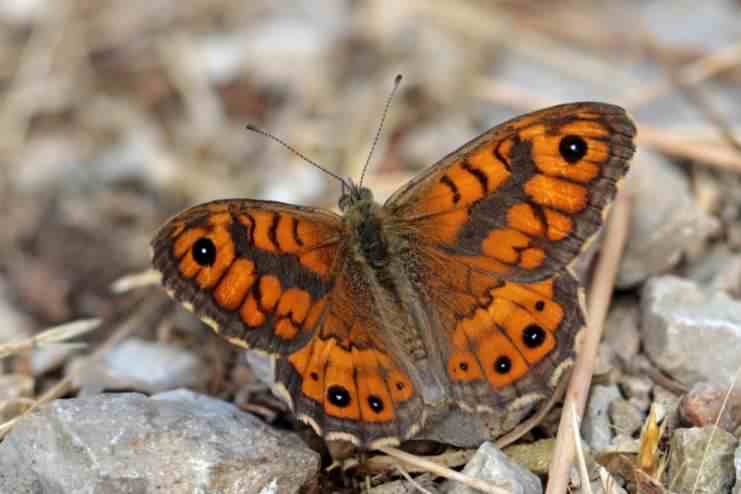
xmin=151 ymin=101 xmax=636 ymax=449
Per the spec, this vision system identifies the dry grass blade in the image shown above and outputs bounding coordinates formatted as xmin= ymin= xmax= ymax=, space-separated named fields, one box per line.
xmin=570 ymin=404 xmax=592 ymax=494
xmin=0 ymin=318 xmax=100 ymax=359
xmin=644 ymin=35 xmax=741 ymax=156
xmin=395 ymin=464 xmax=435 ymax=494
xmin=545 ymin=191 xmax=632 ymax=494
xmin=639 ymin=126 xmax=741 ymax=173
xmin=378 ymin=446 xmax=511 ymax=494
xmin=110 ymin=269 xmax=162 ymax=294
xmin=364 ymin=448 xmax=474 ymax=474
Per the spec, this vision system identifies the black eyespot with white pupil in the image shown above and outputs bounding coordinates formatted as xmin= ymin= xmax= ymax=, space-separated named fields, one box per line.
xmin=522 ymin=324 xmax=546 ymax=348
xmin=368 ymin=395 xmax=384 ymax=413
xmin=327 ymin=385 xmax=351 ymax=408
xmin=559 ymin=135 xmax=588 ymax=163
xmin=494 ymin=356 xmax=512 ymax=374
xmin=192 ymin=237 xmax=216 ymax=266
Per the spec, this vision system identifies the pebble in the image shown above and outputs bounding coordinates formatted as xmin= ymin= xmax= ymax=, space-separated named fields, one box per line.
xmin=641 ymin=275 xmax=741 ymax=387
xmin=602 ymin=297 xmax=641 ymax=367
xmin=445 ymin=441 xmax=542 ymax=494
xmin=686 ymin=244 xmax=741 ymax=297
xmin=608 ymin=400 xmax=644 ymax=438
xmin=70 ymin=338 xmax=207 ymax=394
xmin=619 ymin=375 xmax=653 ymax=413
xmin=582 ymin=384 xmax=622 ymax=451
xmin=679 ymin=381 xmax=741 ymax=434
xmin=617 ymin=151 xmax=718 ymax=288
xmin=668 ymin=426 xmax=737 ymax=494
xmin=0 ymin=390 xmax=320 ymax=493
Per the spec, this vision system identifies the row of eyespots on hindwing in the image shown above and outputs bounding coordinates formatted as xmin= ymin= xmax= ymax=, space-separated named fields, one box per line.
xmin=447 ymin=278 xmax=563 ymax=389
xmin=287 ymin=336 xmax=415 ymax=424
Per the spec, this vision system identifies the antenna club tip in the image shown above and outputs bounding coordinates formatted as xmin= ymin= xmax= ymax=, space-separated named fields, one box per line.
xmin=394 ymin=74 xmax=403 ymax=84
xmin=245 ymin=123 xmax=257 ymax=131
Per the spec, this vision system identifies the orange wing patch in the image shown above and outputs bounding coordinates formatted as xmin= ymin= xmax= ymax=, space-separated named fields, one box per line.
xmin=285 ymin=331 xmax=414 ymax=425
xmin=446 ymin=278 xmax=566 ymax=390
xmin=151 ymin=199 xmax=342 ymax=353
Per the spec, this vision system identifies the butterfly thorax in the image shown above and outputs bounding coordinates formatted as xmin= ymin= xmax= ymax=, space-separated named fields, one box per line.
xmin=340 ymin=187 xmax=395 ymax=269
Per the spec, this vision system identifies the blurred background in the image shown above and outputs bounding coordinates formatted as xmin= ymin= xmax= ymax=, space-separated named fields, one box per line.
xmin=2 ymin=0 xmax=739 ymax=332
xmin=1 ymin=0 xmax=741 ymax=490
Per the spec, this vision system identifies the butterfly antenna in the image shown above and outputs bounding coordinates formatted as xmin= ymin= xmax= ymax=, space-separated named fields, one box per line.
xmin=245 ymin=123 xmax=349 ymax=189
xmin=359 ymin=73 xmax=403 ymax=189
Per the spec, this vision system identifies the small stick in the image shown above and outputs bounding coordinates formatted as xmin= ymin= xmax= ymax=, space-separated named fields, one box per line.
xmin=110 ymin=269 xmax=162 ymax=293
xmin=378 ymin=446 xmax=511 ymax=494
xmin=545 ymin=191 xmax=632 ymax=494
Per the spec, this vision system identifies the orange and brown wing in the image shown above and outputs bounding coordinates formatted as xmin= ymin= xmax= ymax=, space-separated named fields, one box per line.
xmin=151 ymin=199 xmax=343 ymax=355
xmin=417 ymin=244 xmax=582 ymax=410
xmin=387 ymin=102 xmax=636 ymax=283
xmin=274 ymin=254 xmax=425 ymax=448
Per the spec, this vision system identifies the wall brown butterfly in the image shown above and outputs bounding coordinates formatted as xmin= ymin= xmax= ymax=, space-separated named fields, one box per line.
xmin=151 ymin=101 xmax=636 ymax=448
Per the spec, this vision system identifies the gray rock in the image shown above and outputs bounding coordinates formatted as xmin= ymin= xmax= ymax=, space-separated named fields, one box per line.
xmin=419 ymin=401 xmax=536 ymax=448
xmin=71 ymin=338 xmax=207 ymax=394
xmin=620 ymin=375 xmax=653 ymax=413
xmin=641 ymin=276 xmax=741 ymax=387
xmin=245 ymin=350 xmax=274 ymax=387
xmin=668 ymin=427 xmax=737 ymax=494
xmin=602 ymin=298 xmax=641 ymax=367
xmin=445 ymin=442 xmax=542 ymax=494
xmin=653 ymin=386 xmax=681 ymax=425
xmin=504 ymin=438 xmax=563 ymax=476
xmin=686 ymin=245 xmax=741 ymax=297
xmin=0 ymin=390 xmax=320 ymax=494
xmin=609 ymin=400 xmax=643 ymax=438
xmin=618 ymin=151 xmax=718 ymax=288
xmin=582 ymin=385 xmax=622 ymax=450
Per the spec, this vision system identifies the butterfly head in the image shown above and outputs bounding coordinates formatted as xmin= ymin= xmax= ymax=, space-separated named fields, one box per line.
xmin=338 ymin=180 xmax=374 ymax=212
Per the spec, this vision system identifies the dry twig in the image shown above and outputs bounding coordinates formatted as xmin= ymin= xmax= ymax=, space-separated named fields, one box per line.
xmin=545 ymin=191 xmax=632 ymax=494
xmin=378 ymin=446 xmax=511 ymax=494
